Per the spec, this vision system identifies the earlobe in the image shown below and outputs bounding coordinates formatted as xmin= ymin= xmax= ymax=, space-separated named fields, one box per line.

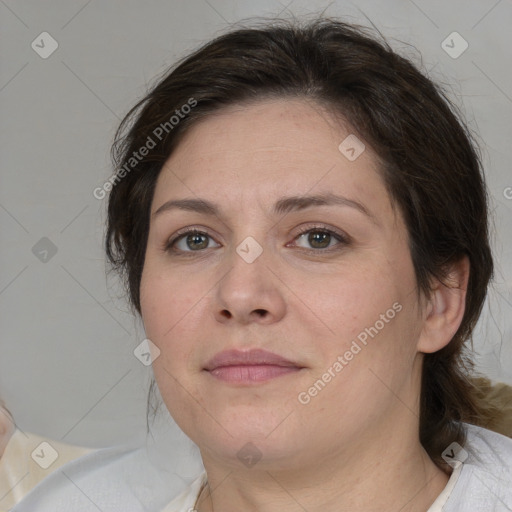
xmin=417 ymin=256 xmax=470 ymax=354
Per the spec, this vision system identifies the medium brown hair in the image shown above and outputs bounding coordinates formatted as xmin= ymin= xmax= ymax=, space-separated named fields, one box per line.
xmin=106 ymin=16 xmax=494 ymax=467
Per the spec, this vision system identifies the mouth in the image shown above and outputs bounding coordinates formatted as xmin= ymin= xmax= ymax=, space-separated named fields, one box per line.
xmin=203 ymin=348 xmax=304 ymax=384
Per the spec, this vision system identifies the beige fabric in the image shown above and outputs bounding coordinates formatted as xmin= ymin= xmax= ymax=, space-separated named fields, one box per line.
xmin=0 ymin=430 xmax=93 ymax=511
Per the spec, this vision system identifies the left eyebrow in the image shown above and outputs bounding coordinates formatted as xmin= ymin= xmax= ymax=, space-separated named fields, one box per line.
xmin=153 ymin=192 xmax=379 ymax=226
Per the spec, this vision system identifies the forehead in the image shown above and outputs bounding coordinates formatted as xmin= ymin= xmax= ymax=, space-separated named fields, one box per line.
xmin=152 ymin=98 xmax=394 ymax=221
xmin=168 ymin=98 xmax=357 ymax=170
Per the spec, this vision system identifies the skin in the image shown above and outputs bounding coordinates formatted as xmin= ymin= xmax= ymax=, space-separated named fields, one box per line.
xmin=140 ymin=98 xmax=469 ymax=512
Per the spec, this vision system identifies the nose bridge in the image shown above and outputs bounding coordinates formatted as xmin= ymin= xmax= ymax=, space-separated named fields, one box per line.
xmin=213 ymin=227 xmax=286 ymax=323
xmin=224 ymin=202 xmax=270 ymax=268
xmin=223 ymin=231 xmax=269 ymax=296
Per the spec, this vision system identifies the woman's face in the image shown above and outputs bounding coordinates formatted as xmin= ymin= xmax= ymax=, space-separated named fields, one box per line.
xmin=140 ymin=98 xmax=429 ymax=469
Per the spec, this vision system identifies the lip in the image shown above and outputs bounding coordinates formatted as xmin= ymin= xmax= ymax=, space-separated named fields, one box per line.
xmin=204 ymin=349 xmax=304 ymax=384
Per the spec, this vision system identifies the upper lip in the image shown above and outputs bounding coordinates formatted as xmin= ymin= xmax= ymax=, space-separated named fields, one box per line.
xmin=204 ymin=349 xmax=302 ymax=371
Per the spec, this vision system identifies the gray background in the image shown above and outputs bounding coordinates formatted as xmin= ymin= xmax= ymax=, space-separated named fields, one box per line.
xmin=1 ymin=0 xmax=511 ymax=450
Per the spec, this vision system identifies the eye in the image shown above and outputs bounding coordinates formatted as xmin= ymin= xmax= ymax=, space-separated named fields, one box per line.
xmin=166 ymin=229 xmax=220 ymax=254
xmin=290 ymin=225 xmax=349 ymax=252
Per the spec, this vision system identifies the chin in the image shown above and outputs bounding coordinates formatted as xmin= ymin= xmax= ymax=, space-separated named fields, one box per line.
xmin=201 ymin=434 xmax=304 ymax=471
xmin=192 ymin=415 xmax=304 ymax=464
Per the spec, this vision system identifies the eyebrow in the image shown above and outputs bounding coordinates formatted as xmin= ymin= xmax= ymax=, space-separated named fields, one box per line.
xmin=153 ymin=192 xmax=378 ymax=225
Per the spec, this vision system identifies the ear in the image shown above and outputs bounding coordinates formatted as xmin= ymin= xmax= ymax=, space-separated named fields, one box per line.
xmin=417 ymin=256 xmax=470 ymax=354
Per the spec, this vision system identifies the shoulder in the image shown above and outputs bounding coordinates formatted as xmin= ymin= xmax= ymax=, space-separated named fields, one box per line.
xmin=11 ymin=443 xmax=191 ymax=512
xmin=443 ymin=423 xmax=512 ymax=511
xmin=464 ymin=422 xmax=512 ymax=467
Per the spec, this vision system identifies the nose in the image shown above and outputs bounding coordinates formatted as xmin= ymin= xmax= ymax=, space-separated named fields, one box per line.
xmin=212 ymin=244 xmax=287 ymax=326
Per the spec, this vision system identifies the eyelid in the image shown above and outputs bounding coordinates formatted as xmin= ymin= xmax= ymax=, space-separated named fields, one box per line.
xmin=291 ymin=224 xmax=350 ymax=244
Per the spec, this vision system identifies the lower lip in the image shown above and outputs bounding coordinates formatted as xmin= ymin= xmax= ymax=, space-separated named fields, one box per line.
xmin=208 ymin=365 xmax=301 ymax=383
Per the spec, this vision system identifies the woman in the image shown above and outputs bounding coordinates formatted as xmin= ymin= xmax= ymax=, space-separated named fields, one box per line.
xmin=105 ymin=15 xmax=512 ymax=511
xmin=14 ymin=16 xmax=512 ymax=512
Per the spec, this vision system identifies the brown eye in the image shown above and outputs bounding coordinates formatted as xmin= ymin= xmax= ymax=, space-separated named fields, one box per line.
xmin=166 ymin=230 xmax=220 ymax=253
xmin=293 ymin=227 xmax=348 ymax=251
xmin=306 ymin=231 xmax=332 ymax=249
xmin=183 ymin=232 xmax=210 ymax=250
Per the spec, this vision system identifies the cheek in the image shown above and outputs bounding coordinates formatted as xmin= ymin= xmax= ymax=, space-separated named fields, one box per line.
xmin=140 ymin=264 xmax=208 ymax=376
xmin=140 ymin=272 xmax=198 ymax=415
xmin=314 ymin=264 xmax=401 ymax=338
xmin=314 ymin=263 xmax=418 ymax=380
xmin=141 ymin=263 xmax=196 ymax=336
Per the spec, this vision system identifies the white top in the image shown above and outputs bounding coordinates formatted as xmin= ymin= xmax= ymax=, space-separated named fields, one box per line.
xmin=12 ymin=423 xmax=512 ymax=511
xmin=159 ymin=465 xmax=464 ymax=512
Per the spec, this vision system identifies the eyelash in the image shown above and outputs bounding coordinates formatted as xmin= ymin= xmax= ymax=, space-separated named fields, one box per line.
xmin=164 ymin=224 xmax=350 ymax=256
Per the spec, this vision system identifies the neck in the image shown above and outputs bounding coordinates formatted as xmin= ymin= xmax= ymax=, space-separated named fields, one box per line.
xmin=197 ymin=447 xmax=448 ymax=512
xmin=196 ymin=416 xmax=449 ymax=512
